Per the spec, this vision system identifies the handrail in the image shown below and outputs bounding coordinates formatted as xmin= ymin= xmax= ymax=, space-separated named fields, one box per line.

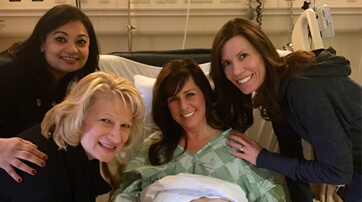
xmin=292 ymin=8 xmax=324 ymax=51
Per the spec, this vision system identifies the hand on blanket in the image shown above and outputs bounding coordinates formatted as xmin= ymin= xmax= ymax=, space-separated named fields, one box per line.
xmin=226 ymin=131 xmax=262 ymax=165
xmin=190 ymin=197 xmax=231 ymax=202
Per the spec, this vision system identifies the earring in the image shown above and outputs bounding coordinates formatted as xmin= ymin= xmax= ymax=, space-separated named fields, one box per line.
xmin=40 ymin=47 xmax=44 ymax=53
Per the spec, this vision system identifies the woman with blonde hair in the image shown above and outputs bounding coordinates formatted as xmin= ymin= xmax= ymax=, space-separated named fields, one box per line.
xmin=0 ymin=4 xmax=101 ymax=183
xmin=0 ymin=71 xmax=145 ymax=202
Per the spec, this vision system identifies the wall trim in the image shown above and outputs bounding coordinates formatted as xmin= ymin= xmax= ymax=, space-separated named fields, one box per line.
xmin=0 ymin=7 xmax=360 ymax=37
xmin=0 ymin=7 xmax=361 ymax=17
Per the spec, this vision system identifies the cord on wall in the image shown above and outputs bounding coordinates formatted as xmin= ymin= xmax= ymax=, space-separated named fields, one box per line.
xmin=76 ymin=0 xmax=81 ymax=9
xmin=182 ymin=0 xmax=191 ymax=49
xmin=255 ymin=0 xmax=264 ymax=27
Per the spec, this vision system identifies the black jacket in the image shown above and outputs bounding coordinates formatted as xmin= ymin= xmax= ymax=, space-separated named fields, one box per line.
xmin=256 ymin=48 xmax=361 ymax=201
xmin=0 ymin=52 xmax=73 ymax=138
xmin=0 ymin=124 xmax=111 ymax=202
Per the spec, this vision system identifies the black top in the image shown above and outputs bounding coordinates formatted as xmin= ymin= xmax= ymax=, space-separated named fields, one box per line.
xmin=0 ymin=124 xmax=111 ymax=202
xmin=256 ymin=48 xmax=361 ymax=201
xmin=0 ymin=53 xmax=73 ymax=138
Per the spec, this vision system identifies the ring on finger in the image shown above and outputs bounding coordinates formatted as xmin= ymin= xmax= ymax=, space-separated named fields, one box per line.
xmin=239 ymin=144 xmax=245 ymax=153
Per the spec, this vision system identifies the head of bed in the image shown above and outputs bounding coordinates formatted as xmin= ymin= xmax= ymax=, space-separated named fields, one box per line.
xmin=108 ymin=48 xmax=211 ymax=67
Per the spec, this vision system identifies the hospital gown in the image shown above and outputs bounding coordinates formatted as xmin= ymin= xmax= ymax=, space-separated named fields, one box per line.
xmin=110 ymin=128 xmax=286 ymax=202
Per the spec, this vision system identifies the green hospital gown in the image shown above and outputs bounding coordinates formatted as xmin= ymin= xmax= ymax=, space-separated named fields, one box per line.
xmin=111 ymin=128 xmax=286 ymax=202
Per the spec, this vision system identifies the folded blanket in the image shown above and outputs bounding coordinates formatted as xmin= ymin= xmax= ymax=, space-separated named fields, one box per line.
xmin=140 ymin=173 xmax=248 ymax=202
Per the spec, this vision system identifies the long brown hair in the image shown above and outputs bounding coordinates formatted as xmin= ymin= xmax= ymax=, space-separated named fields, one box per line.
xmin=210 ymin=18 xmax=315 ymax=125
xmin=149 ymin=59 xmax=224 ymax=165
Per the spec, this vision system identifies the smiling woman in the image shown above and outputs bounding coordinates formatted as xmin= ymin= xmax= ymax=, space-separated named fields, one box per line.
xmin=210 ymin=18 xmax=361 ymax=202
xmin=0 ymin=4 xmax=100 ymax=184
xmin=110 ymin=59 xmax=285 ymax=202
xmin=80 ymin=93 xmax=134 ymax=162
xmin=0 ymin=71 xmax=145 ymax=202
xmin=41 ymin=20 xmax=90 ymax=82
xmin=221 ymin=35 xmax=266 ymax=95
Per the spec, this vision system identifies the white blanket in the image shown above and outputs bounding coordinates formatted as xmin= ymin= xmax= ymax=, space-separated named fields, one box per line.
xmin=140 ymin=173 xmax=248 ymax=202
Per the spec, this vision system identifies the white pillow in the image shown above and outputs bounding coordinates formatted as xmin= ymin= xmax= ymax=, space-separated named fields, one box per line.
xmin=134 ymin=75 xmax=156 ymax=137
xmin=99 ymin=55 xmax=162 ymax=82
xmin=277 ymin=49 xmax=292 ymax=57
xmin=99 ymin=55 xmax=211 ymax=82
xmin=199 ymin=62 xmax=210 ymax=73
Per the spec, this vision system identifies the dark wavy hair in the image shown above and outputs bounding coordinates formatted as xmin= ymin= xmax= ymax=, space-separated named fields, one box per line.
xmin=3 ymin=4 xmax=99 ymax=86
xmin=149 ymin=58 xmax=224 ymax=165
xmin=210 ymin=18 xmax=315 ymax=126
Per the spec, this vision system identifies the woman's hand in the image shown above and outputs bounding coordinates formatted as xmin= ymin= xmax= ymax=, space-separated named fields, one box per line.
xmin=0 ymin=137 xmax=47 ymax=183
xmin=225 ymin=131 xmax=262 ymax=165
xmin=319 ymin=184 xmax=343 ymax=202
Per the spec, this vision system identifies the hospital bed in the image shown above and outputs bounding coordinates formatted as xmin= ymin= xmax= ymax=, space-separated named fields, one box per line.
xmin=97 ymin=48 xmax=292 ymax=201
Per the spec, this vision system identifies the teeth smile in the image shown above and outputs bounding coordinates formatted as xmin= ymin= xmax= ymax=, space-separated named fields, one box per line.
xmin=62 ymin=57 xmax=76 ymax=61
xmin=238 ymin=75 xmax=252 ymax=84
xmin=182 ymin=111 xmax=195 ymax=117
xmin=100 ymin=142 xmax=115 ymax=149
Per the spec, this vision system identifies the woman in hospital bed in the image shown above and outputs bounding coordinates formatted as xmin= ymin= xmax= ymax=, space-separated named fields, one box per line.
xmin=110 ymin=58 xmax=285 ymax=202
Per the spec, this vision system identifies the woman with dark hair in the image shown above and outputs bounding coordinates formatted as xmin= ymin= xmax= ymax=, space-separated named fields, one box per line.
xmin=111 ymin=58 xmax=285 ymax=202
xmin=0 ymin=4 xmax=100 ymax=183
xmin=210 ymin=18 xmax=361 ymax=202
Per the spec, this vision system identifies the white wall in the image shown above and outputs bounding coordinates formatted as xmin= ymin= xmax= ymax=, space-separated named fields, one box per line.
xmin=0 ymin=0 xmax=361 ymax=83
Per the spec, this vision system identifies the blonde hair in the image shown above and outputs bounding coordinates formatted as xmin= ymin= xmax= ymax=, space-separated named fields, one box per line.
xmin=41 ymin=70 xmax=145 ymax=151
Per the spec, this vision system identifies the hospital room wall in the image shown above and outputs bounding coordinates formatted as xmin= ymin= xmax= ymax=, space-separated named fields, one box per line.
xmin=0 ymin=0 xmax=361 ymax=84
